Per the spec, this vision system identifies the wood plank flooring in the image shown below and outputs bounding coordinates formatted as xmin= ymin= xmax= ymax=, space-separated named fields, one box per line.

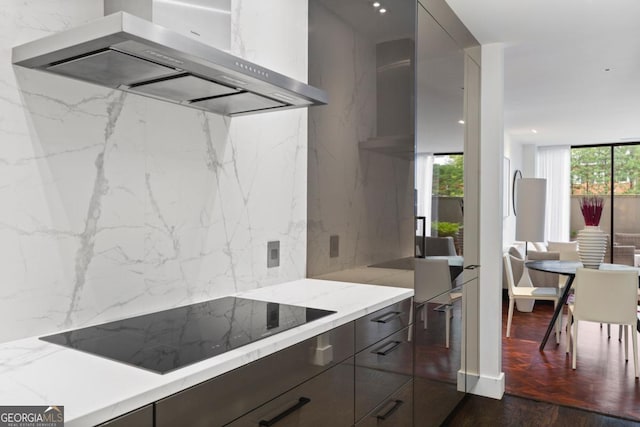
xmin=502 ymin=298 xmax=640 ymax=422
xmin=445 ymin=393 xmax=640 ymax=426
xmin=413 ymin=296 xmax=640 ymax=424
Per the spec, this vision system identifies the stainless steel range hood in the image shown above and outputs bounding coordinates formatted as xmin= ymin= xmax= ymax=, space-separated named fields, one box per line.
xmin=11 ymin=12 xmax=327 ymax=116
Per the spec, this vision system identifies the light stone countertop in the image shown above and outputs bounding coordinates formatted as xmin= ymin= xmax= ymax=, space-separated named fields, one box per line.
xmin=0 ymin=279 xmax=412 ymax=426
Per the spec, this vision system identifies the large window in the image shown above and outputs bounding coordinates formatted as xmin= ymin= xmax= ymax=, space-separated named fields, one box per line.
xmin=431 ymin=154 xmax=464 ymax=251
xmin=433 ymin=154 xmax=464 ymax=197
xmin=570 ymin=144 xmax=640 ymax=265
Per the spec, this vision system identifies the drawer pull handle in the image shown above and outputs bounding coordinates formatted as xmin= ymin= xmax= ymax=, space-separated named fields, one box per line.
xmin=259 ymin=397 xmax=311 ymax=426
xmin=376 ymin=399 xmax=404 ymax=420
xmin=371 ymin=311 xmax=402 ymax=324
xmin=372 ymin=340 xmax=402 ymax=356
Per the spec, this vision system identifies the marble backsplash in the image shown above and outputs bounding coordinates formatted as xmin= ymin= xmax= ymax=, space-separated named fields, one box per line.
xmin=0 ymin=0 xmax=308 ymax=343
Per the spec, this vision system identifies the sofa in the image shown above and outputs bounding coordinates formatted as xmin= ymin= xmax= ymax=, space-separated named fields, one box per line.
xmin=606 ymin=234 xmax=636 ymax=266
xmin=614 ymin=232 xmax=640 ymax=255
xmin=523 ymin=241 xmax=579 ymax=287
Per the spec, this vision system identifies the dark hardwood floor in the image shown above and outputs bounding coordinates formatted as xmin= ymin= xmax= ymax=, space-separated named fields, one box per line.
xmin=413 ymin=295 xmax=640 ymax=425
xmin=445 ymin=393 xmax=640 ymax=426
xmin=502 ymin=297 xmax=640 ymax=422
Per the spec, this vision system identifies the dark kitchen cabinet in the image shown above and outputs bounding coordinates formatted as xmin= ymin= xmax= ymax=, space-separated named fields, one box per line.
xmin=97 ymin=405 xmax=153 ymax=427
xmin=155 ymin=322 xmax=354 ymax=427
xmin=228 ymin=358 xmax=354 ymax=427
xmin=355 ymin=298 xmax=413 ymax=353
xmin=355 ymin=380 xmax=413 ymax=427
xmin=355 ymin=327 xmax=413 ymax=421
xmin=354 ymin=301 xmax=413 ymax=423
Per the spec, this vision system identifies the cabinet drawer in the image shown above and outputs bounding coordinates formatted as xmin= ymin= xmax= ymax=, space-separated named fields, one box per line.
xmin=355 ymin=380 xmax=413 ymax=427
xmin=355 ymin=326 xmax=413 ymax=421
xmin=355 ymin=298 xmax=412 ymax=353
xmin=228 ymin=358 xmax=354 ymax=427
xmin=97 ymin=405 xmax=153 ymax=427
xmin=155 ymin=323 xmax=354 ymax=427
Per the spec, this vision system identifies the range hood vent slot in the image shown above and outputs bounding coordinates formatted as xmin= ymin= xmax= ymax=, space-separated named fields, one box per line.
xmin=47 ymin=48 xmax=180 ymax=88
xmin=12 ymin=12 xmax=327 ymax=116
xmin=129 ymin=74 xmax=240 ymax=102
xmin=191 ymin=92 xmax=285 ymax=116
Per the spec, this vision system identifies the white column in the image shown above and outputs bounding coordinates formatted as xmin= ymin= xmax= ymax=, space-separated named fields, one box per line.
xmin=474 ymin=42 xmax=505 ymax=399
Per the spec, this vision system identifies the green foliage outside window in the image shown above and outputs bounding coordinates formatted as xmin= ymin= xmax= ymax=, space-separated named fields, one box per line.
xmin=433 ymin=155 xmax=464 ymax=197
xmin=431 ymin=221 xmax=460 ymax=237
xmin=613 ymin=145 xmax=640 ymax=194
xmin=571 ymin=145 xmax=640 ymax=195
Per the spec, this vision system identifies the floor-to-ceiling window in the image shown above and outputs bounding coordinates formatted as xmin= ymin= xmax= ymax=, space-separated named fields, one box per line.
xmin=570 ymin=143 xmax=640 ymax=265
xmin=432 ymin=153 xmax=464 ymax=254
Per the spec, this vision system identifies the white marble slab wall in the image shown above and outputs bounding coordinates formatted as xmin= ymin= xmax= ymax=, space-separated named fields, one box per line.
xmin=307 ymin=2 xmax=414 ymax=277
xmin=0 ymin=0 xmax=308 ymax=343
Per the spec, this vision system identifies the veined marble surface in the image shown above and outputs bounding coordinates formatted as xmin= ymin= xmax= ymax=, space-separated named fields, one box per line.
xmin=0 ymin=1 xmax=308 ymax=343
xmin=0 ymin=279 xmax=413 ymax=427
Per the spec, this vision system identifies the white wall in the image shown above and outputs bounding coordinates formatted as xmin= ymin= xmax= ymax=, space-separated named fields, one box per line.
xmin=503 ymin=133 xmax=523 ymax=249
xmin=0 ymin=0 xmax=308 ymax=343
xmin=522 ymin=144 xmax=537 ymax=177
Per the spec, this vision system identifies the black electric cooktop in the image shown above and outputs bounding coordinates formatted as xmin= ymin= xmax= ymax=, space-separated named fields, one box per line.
xmin=40 ymin=297 xmax=335 ymax=374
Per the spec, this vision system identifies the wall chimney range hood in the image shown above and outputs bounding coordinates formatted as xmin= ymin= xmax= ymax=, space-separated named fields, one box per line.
xmin=12 ymin=10 xmax=327 ymax=116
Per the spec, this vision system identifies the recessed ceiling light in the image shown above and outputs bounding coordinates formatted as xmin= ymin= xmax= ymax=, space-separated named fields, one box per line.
xmin=531 ymin=129 xmax=538 ymax=134
xmin=379 ymin=8 xmax=387 ymax=14
xmin=373 ymin=1 xmax=381 ymax=7
xmin=458 ymin=120 xmax=465 ymax=124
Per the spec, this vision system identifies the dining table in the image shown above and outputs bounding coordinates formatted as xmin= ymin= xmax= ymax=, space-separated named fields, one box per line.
xmin=525 ymin=260 xmax=640 ymax=351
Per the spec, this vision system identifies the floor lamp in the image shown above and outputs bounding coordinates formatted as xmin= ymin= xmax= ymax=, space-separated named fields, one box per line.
xmin=514 ymin=178 xmax=547 ymax=311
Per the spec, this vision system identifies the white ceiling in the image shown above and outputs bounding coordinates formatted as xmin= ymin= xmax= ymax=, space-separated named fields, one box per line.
xmin=446 ymin=0 xmax=640 ymax=147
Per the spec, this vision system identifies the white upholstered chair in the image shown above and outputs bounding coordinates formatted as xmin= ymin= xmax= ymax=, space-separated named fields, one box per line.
xmin=414 ymin=258 xmax=461 ymax=348
xmin=565 ymin=268 xmax=639 ymax=377
xmin=503 ymin=253 xmax=561 ymax=340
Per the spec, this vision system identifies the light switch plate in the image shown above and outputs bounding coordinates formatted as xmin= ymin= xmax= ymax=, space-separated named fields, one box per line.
xmin=267 ymin=241 xmax=280 ymax=268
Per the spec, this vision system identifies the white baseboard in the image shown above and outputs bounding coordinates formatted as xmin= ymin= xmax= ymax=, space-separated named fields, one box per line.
xmin=469 ymin=372 xmax=505 ymax=399
xmin=457 ymin=370 xmax=505 ymax=399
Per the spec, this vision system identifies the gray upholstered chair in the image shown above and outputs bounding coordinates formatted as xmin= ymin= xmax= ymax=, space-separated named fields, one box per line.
xmin=614 ymin=232 xmax=640 ymax=255
xmin=418 ymin=236 xmax=458 ymax=257
xmin=605 ymin=244 xmax=636 ymax=266
xmin=527 ymin=250 xmax=560 ymax=287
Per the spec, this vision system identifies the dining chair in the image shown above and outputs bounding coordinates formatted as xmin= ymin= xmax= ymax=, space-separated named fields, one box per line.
xmin=414 ymin=258 xmax=461 ymax=348
xmin=565 ymin=268 xmax=638 ymax=378
xmin=503 ymin=253 xmax=561 ymax=340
